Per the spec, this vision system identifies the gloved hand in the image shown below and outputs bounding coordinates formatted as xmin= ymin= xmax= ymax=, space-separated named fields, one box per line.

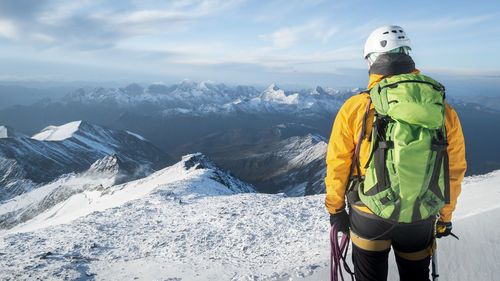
xmin=436 ymin=221 xmax=453 ymax=238
xmin=330 ymin=210 xmax=349 ymax=233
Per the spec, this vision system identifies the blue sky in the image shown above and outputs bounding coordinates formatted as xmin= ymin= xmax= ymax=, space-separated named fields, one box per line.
xmin=0 ymin=0 xmax=499 ymax=90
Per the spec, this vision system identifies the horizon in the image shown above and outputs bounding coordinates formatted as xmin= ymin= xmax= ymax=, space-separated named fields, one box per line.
xmin=0 ymin=0 xmax=499 ymax=92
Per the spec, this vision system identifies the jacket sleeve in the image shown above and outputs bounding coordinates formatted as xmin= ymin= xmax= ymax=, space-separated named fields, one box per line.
xmin=324 ymin=98 xmax=357 ymax=214
xmin=440 ymin=103 xmax=467 ymax=222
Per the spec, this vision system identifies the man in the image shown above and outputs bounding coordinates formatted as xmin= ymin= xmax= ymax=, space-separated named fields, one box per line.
xmin=325 ymin=26 xmax=467 ymax=281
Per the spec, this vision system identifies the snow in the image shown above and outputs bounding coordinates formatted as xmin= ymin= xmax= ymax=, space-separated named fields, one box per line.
xmin=32 ymin=121 xmax=82 ymax=141
xmin=0 ymin=162 xmax=499 ymax=280
xmin=64 ymin=80 xmax=354 ymax=117
xmin=126 ymin=131 xmax=146 ymax=141
xmin=126 ymin=131 xmax=147 ymax=141
xmin=258 ymin=84 xmax=299 ymax=105
xmin=0 ymin=126 xmax=9 ymax=138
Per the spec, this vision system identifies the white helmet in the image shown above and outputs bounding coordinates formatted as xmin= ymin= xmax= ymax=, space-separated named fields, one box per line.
xmin=363 ymin=25 xmax=411 ymax=59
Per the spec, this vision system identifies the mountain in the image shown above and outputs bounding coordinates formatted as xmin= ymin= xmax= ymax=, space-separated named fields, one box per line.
xmin=0 ymin=120 xmax=174 ymax=202
xmin=0 ymin=153 xmax=255 ymax=233
xmin=0 ymin=80 xmax=498 ymax=182
xmin=175 ymin=124 xmax=328 ymax=195
xmin=63 ymin=81 xmax=261 ymax=113
xmin=0 ymin=85 xmax=71 ymax=109
xmin=61 ymin=81 xmax=353 ymax=117
xmin=452 ymin=102 xmax=500 ymax=175
xmin=0 ymin=126 xmax=27 ymax=138
xmin=0 ymin=154 xmax=131 ymax=229
xmin=0 ymin=163 xmax=498 ymax=280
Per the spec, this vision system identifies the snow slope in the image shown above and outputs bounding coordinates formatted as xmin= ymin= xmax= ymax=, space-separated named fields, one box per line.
xmin=0 ymin=120 xmax=173 ymax=202
xmin=32 ymin=121 xmax=82 ymax=141
xmin=0 ymin=153 xmax=254 ymax=235
xmin=0 ymin=167 xmax=498 ymax=280
xmin=0 ymin=154 xmax=131 ymax=230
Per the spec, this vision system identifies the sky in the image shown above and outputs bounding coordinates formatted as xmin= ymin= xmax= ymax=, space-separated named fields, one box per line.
xmin=0 ymin=0 xmax=499 ymax=90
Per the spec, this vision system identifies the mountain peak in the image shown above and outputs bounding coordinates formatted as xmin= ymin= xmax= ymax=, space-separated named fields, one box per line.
xmin=180 ymin=153 xmax=255 ymax=194
xmin=182 ymin=153 xmax=215 ymax=170
xmin=122 ymin=83 xmax=144 ymax=96
xmin=266 ymin=83 xmax=281 ymax=92
xmin=87 ymin=154 xmax=121 ymax=175
xmin=85 ymin=154 xmax=140 ymax=184
xmin=31 ymin=121 xmax=83 ymax=141
xmin=0 ymin=125 xmax=27 ymax=138
xmin=314 ymin=86 xmax=327 ymax=95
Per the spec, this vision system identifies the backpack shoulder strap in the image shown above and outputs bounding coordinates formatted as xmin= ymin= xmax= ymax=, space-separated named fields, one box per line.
xmin=349 ymin=91 xmax=372 ymax=182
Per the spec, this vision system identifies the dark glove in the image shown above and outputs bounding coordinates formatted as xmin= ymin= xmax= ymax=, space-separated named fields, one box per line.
xmin=330 ymin=210 xmax=349 ymax=233
xmin=436 ymin=221 xmax=453 ymax=238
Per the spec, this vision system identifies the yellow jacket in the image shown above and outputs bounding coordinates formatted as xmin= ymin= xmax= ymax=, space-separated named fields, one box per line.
xmin=324 ymin=72 xmax=467 ymax=222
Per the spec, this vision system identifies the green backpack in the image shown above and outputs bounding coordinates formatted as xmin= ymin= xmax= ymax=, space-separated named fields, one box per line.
xmin=350 ymin=74 xmax=450 ymax=223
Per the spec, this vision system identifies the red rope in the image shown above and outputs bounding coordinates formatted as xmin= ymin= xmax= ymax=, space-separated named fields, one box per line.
xmin=330 ymin=224 xmax=355 ymax=281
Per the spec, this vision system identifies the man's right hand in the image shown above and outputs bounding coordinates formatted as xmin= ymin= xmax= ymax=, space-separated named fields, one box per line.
xmin=436 ymin=221 xmax=453 ymax=238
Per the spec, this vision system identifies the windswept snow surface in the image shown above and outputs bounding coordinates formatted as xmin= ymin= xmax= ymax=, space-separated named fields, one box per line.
xmin=0 ymin=169 xmax=499 ymax=280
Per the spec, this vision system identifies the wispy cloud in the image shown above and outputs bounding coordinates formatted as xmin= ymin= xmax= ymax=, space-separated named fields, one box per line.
xmin=404 ymin=14 xmax=496 ymax=31
xmin=0 ymin=0 xmax=244 ymax=49
xmin=0 ymin=0 xmax=497 ymax=85
xmin=0 ymin=19 xmax=18 ymax=39
xmin=260 ymin=20 xmax=338 ymax=49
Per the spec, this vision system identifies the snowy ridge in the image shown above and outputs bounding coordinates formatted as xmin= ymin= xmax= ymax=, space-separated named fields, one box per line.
xmin=0 ymin=121 xmax=172 ymax=202
xmin=31 ymin=121 xmax=82 ymax=141
xmin=0 ymin=125 xmax=27 ymax=138
xmin=1 ymin=153 xmax=255 ymax=234
xmin=271 ymin=134 xmax=328 ymax=196
xmin=0 ymin=155 xmax=121 ymax=230
xmin=64 ymin=81 xmax=357 ymax=117
xmin=0 ymin=167 xmax=499 ymax=280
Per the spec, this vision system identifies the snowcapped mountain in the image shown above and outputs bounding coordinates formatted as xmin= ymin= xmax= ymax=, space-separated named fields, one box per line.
xmin=273 ymin=135 xmax=328 ymax=196
xmin=1 ymin=161 xmax=498 ymax=280
xmin=63 ymin=80 xmax=356 ymax=117
xmin=0 ymin=125 xmax=27 ymax=138
xmin=184 ymin=125 xmax=328 ymax=195
xmin=240 ymin=133 xmax=327 ymax=196
xmin=64 ymin=81 xmax=260 ymax=111
xmin=0 ymin=154 xmax=127 ymax=229
xmin=1 ymin=152 xmax=255 ymax=233
xmin=0 ymin=121 xmax=173 ymax=202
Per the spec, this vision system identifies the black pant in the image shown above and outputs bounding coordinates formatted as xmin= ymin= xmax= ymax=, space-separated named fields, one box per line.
xmin=350 ymin=208 xmax=434 ymax=281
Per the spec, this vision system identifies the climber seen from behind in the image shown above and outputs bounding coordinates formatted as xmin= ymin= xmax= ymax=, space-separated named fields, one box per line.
xmin=325 ymin=25 xmax=467 ymax=281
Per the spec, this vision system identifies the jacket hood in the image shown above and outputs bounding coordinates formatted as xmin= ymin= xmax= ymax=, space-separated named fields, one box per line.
xmin=369 ymin=53 xmax=415 ymax=75
xmin=367 ymin=69 xmax=420 ymax=89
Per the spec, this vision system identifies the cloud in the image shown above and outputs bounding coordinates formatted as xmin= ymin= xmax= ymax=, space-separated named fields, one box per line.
xmin=0 ymin=0 xmax=49 ymax=20
xmin=118 ymin=10 xmax=192 ymax=24
xmin=404 ymin=14 xmax=496 ymax=31
xmin=0 ymin=20 xmax=18 ymax=39
xmin=424 ymin=66 xmax=500 ymax=77
xmin=0 ymin=0 xmax=244 ymax=50
xmin=261 ymin=20 xmax=338 ymax=49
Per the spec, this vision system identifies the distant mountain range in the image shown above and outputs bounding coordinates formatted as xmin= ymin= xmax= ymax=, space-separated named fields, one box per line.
xmin=62 ymin=81 xmax=355 ymax=117
xmin=0 ymin=80 xmax=498 ymax=198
